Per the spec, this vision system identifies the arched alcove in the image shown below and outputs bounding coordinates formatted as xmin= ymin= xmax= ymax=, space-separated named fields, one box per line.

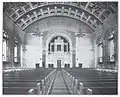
xmin=45 ymin=32 xmax=73 ymax=68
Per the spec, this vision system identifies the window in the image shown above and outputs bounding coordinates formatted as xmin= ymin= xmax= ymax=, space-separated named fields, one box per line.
xmin=68 ymin=43 xmax=70 ymax=52
xmin=64 ymin=45 xmax=67 ymax=52
xmin=3 ymin=31 xmax=8 ymax=62
xmin=98 ymin=38 xmax=103 ymax=63
xmin=108 ymin=31 xmax=115 ymax=62
xmin=57 ymin=45 xmax=61 ymax=51
xmin=14 ymin=39 xmax=18 ymax=62
xmin=52 ymin=45 xmax=54 ymax=52
xmin=98 ymin=44 xmax=103 ymax=62
xmin=48 ymin=43 xmax=50 ymax=52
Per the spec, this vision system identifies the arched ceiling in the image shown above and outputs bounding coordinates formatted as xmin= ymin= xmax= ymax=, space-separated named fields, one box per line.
xmin=3 ymin=2 xmax=117 ymax=32
xmin=25 ymin=16 xmax=93 ymax=34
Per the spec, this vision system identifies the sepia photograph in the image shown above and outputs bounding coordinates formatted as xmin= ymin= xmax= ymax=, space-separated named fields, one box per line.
xmin=2 ymin=1 xmax=118 ymax=95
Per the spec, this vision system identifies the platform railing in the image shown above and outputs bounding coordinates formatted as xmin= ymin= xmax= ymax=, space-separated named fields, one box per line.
xmin=28 ymin=69 xmax=57 ymax=95
xmin=62 ymin=69 xmax=92 ymax=95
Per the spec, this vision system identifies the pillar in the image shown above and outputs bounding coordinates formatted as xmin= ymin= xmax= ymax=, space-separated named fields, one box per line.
xmin=46 ymin=50 xmax=48 ymax=68
xmin=50 ymin=43 xmax=52 ymax=52
xmin=103 ymin=39 xmax=107 ymax=68
xmin=53 ymin=42 xmax=55 ymax=52
xmin=75 ymin=34 xmax=79 ymax=67
xmin=55 ymin=44 xmax=57 ymax=52
xmin=10 ymin=31 xmax=14 ymax=68
xmin=66 ymin=43 xmax=68 ymax=52
xmin=70 ymin=50 xmax=73 ymax=68
xmin=114 ymin=27 xmax=118 ymax=69
xmin=20 ymin=45 xmax=23 ymax=68
xmin=40 ymin=33 xmax=43 ymax=67
xmin=61 ymin=43 xmax=64 ymax=52
xmin=94 ymin=38 xmax=98 ymax=68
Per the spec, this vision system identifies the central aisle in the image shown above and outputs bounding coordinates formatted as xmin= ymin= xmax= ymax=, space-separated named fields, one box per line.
xmin=50 ymin=70 xmax=70 ymax=95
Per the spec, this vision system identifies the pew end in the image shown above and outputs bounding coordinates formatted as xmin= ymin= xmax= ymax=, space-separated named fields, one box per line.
xmin=82 ymin=87 xmax=92 ymax=95
xmin=28 ymin=88 xmax=37 ymax=94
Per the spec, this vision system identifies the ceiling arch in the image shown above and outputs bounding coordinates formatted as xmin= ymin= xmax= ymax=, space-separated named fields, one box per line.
xmin=25 ymin=16 xmax=94 ymax=37
xmin=46 ymin=32 xmax=73 ymax=51
xmin=4 ymin=2 xmax=117 ymax=31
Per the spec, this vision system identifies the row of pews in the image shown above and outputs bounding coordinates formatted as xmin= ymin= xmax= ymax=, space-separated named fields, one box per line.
xmin=65 ymin=68 xmax=118 ymax=95
xmin=3 ymin=67 xmax=53 ymax=94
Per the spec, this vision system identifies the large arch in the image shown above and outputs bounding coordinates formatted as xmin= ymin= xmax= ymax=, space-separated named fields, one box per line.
xmin=46 ymin=32 xmax=73 ymax=51
xmin=5 ymin=2 xmax=117 ymax=32
xmin=45 ymin=32 xmax=73 ymax=68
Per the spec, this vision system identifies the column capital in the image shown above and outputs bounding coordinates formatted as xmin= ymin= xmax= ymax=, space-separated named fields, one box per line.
xmin=40 ymin=33 xmax=43 ymax=36
xmin=75 ymin=32 xmax=85 ymax=37
xmin=75 ymin=33 xmax=79 ymax=37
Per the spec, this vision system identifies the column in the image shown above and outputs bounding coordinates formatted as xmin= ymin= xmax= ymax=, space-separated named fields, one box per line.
xmin=72 ymin=49 xmax=76 ymax=67
xmin=62 ymin=43 xmax=64 ymax=52
xmin=53 ymin=42 xmax=55 ymax=52
xmin=78 ymin=37 xmax=81 ymax=64
xmin=103 ymin=39 xmax=107 ymax=68
xmin=67 ymin=43 xmax=69 ymax=52
xmin=70 ymin=50 xmax=73 ymax=68
xmin=62 ymin=44 xmax=64 ymax=52
xmin=64 ymin=43 xmax=65 ymax=52
xmin=94 ymin=38 xmax=98 ymax=68
xmin=50 ymin=43 xmax=52 ymax=52
xmin=114 ymin=27 xmax=118 ymax=70
xmin=10 ymin=31 xmax=14 ymax=68
xmin=40 ymin=33 xmax=43 ymax=67
xmin=55 ymin=44 xmax=57 ymax=52
xmin=54 ymin=6 xmax=57 ymax=14
xmin=61 ymin=42 xmax=64 ymax=52
xmin=46 ymin=50 xmax=48 ymax=68
xmin=61 ymin=6 xmax=64 ymax=14
xmin=20 ymin=45 xmax=23 ymax=68
xmin=75 ymin=33 xmax=79 ymax=67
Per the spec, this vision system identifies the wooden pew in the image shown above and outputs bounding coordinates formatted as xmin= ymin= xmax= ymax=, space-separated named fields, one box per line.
xmin=3 ymin=68 xmax=53 ymax=94
xmin=65 ymin=68 xmax=117 ymax=95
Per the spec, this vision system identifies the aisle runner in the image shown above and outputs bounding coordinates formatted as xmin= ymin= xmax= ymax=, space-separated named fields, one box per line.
xmin=50 ymin=71 xmax=69 ymax=95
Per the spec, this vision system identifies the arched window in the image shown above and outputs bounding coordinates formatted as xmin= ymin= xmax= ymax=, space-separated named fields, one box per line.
xmin=64 ymin=45 xmax=67 ymax=52
xmin=51 ymin=45 xmax=54 ymax=52
xmin=48 ymin=36 xmax=70 ymax=53
xmin=108 ymin=31 xmax=115 ymax=62
xmin=14 ymin=38 xmax=18 ymax=62
xmin=3 ymin=30 xmax=8 ymax=62
xmin=98 ymin=38 xmax=103 ymax=63
xmin=57 ymin=45 xmax=61 ymax=51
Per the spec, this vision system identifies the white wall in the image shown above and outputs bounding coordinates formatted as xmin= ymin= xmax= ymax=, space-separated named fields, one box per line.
xmin=23 ymin=33 xmax=94 ymax=68
xmin=77 ymin=35 xmax=94 ymax=68
xmin=23 ymin=33 xmax=42 ymax=68
xmin=24 ymin=45 xmax=41 ymax=68
xmin=47 ymin=53 xmax=71 ymax=68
